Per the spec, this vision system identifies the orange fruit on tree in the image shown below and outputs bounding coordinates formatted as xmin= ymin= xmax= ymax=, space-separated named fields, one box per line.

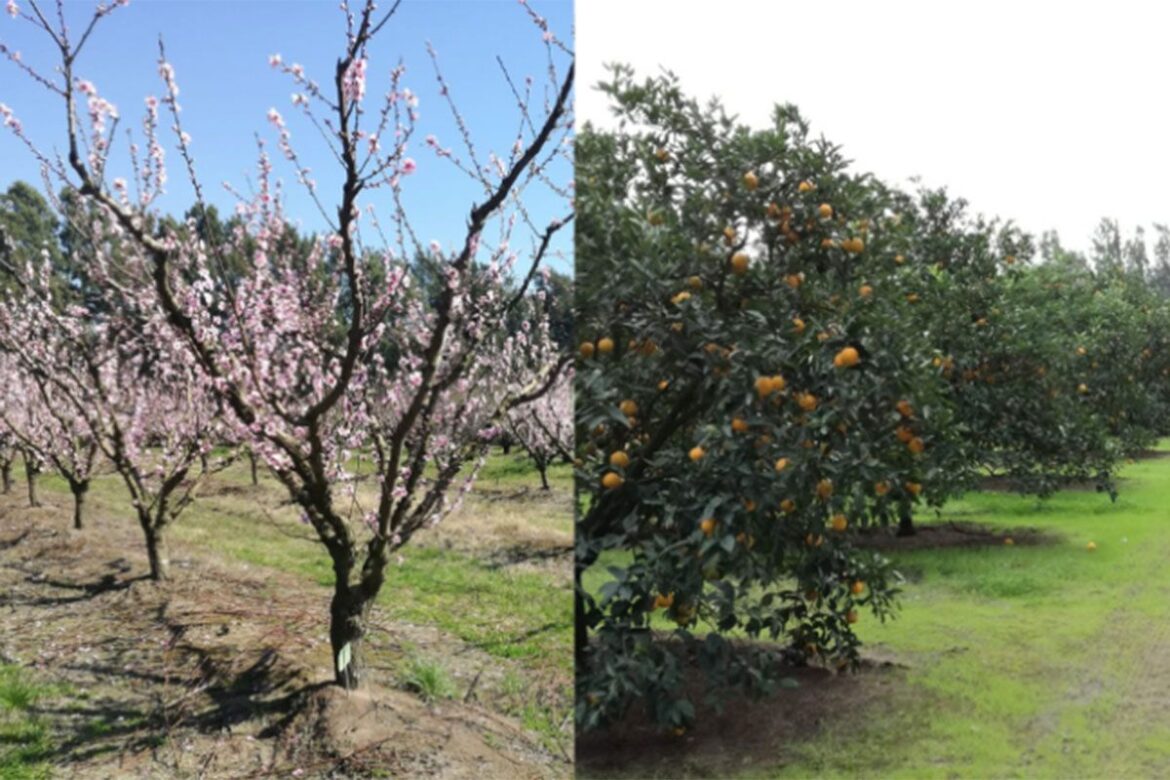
xmin=780 ymin=499 xmax=797 ymax=513
xmin=580 ymin=341 xmax=595 ymax=358
xmin=687 ymin=275 xmax=703 ymax=290
xmin=793 ymin=317 xmax=806 ymax=334
xmin=846 ymin=609 xmax=859 ymax=624
xmin=843 ymin=237 xmax=865 ymax=254
xmin=906 ymin=293 xmax=920 ymax=304
xmin=769 ymin=375 xmax=787 ymax=393
xmin=658 ymin=380 xmax=670 ymax=391
xmin=655 ymin=147 xmax=669 ymax=162
xmin=818 ymin=203 xmax=833 ymax=219
xmin=797 ymin=392 xmax=818 ymax=412
xmin=689 ymin=446 xmax=706 ymax=462
xmin=598 ymin=337 xmax=615 ymax=354
xmin=874 ymin=480 xmax=890 ymax=496
xmin=601 ymin=472 xmax=624 ymax=490
xmin=654 ymin=592 xmax=675 ymax=609
xmin=908 ymin=437 xmax=925 ymax=454
xmin=896 ymin=427 xmax=914 ymax=445
xmin=859 ymin=284 xmax=873 ymax=299
xmin=619 ymin=399 xmax=638 ymax=416
xmin=850 ymin=580 xmax=865 ymax=595
xmin=699 ymin=517 xmax=718 ymax=537
xmin=833 ymin=346 xmax=860 ymax=369
xmin=829 ymin=513 xmax=848 ymax=532
xmin=896 ymin=399 xmax=913 ymax=418
xmin=730 ymin=252 xmax=750 ymax=275
xmin=785 ymin=273 xmax=803 ymax=289
xmin=894 ymin=254 xmax=906 ymax=264
xmin=755 ymin=376 xmax=774 ymax=398
xmin=816 ymin=478 xmax=834 ymax=500
xmin=905 ymin=481 xmax=923 ymax=496
xmin=731 ymin=417 xmax=749 ymax=433
xmin=774 ymin=457 xmax=791 ymax=473
xmin=723 ymin=225 xmax=737 ymax=245
xmin=609 ymin=451 xmax=630 ymax=468
xmin=798 ymin=180 xmax=815 ymax=193
xmin=671 ymin=290 xmax=692 ymax=305
xmin=743 ymin=170 xmax=759 ymax=190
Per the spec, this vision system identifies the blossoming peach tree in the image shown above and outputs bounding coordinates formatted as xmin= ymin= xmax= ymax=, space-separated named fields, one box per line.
xmin=1 ymin=0 xmax=573 ymax=688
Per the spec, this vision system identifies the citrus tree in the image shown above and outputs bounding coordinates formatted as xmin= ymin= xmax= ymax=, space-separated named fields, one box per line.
xmin=575 ymin=68 xmax=965 ymax=731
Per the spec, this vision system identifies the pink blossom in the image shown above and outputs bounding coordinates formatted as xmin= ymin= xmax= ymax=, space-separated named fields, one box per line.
xmin=5 ymin=0 xmax=17 ymax=18
xmin=269 ymin=53 xmax=282 ymax=68
xmin=401 ymin=158 xmax=417 ymax=175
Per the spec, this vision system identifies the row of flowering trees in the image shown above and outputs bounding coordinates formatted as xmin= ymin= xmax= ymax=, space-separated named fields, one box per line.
xmin=575 ymin=68 xmax=1170 ymax=730
xmin=0 ymin=0 xmax=573 ymax=691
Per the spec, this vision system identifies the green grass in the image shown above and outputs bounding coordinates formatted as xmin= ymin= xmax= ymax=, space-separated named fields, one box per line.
xmin=399 ymin=656 xmax=457 ymax=703
xmin=770 ymin=444 xmax=1170 ymax=778
xmin=0 ymin=666 xmax=55 ymax=780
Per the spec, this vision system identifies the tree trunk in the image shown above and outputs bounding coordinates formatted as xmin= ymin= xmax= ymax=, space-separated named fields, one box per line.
xmin=70 ymin=481 xmax=88 ymax=530
xmin=539 ymin=463 xmax=550 ymax=491
xmin=249 ymin=452 xmax=259 ymax=486
xmin=329 ymin=582 xmax=369 ymax=690
xmin=897 ymin=509 xmax=916 ymax=537
xmin=575 ymin=545 xmax=600 ymax=673
xmin=24 ymin=454 xmax=40 ymax=508
xmin=142 ymin=519 xmax=171 ymax=581
xmin=1 ymin=459 xmax=12 ymax=494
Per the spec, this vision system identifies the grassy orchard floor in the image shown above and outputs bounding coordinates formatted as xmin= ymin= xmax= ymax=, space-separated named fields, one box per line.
xmin=0 ymin=451 xmax=572 ymax=778
xmin=581 ymin=441 xmax=1170 ymax=778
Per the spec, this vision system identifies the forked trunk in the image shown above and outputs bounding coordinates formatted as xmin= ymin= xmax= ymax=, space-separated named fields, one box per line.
xmin=24 ymin=455 xmax=40 ymax=508
xmin=141 ymin=516 xmax=171 ymax=581
xmin=329 ymin=583 xmax=369 ymax=690
xmin=70 ymin=480 xmax=89 ymax=530
xmin=1 ymin=459 xmax=12 ymax=494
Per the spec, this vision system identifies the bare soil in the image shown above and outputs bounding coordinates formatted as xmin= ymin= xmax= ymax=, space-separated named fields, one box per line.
xmin=855 ymin=520 xmax=1057 ymax=552
xmin=575 ymin=639 xmax=910 ymax=779
xmin=0 ymin=490 xmax=566 ymax=779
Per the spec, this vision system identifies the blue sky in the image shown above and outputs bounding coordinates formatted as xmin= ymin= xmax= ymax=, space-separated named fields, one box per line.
xmin=0 ymin=0 xmax=574 ymax=272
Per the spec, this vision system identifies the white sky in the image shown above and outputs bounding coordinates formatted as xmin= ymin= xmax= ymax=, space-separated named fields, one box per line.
xmin=578 ymin=0 xmax=1170 ymax=257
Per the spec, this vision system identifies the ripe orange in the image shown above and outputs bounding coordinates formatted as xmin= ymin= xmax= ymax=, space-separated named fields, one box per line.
xmin=874 ymin=481 xmax=890 ymax=496
xmin=780 ymin=499 xmax=797 ymax=513
xmin=798 ymin=180 xmax=815 ymax=193
xmin=699 ymin=517 xmax=718 ymax=537
xmin=905 ymin=481 xmax=923 ymax=496
xmin=755 ymin=376 xmax=773 ymax=399
xmin=730 ymin=253 xmax=750 ymax=275
xmin=805 ymin=533 xmax=824 ymax=547
xmin=816 ymin=478 xmax=834 ymax=500
xmin=723 ymin=225 xmax=737 ymax=245
xmin=598 ymin=337 xmax=615 ymax=354
xmin=843 ymin=237 xmax=865 ymax=254
xmin=829 ymin=513 xmax=848 ymax=532
xmin=609 ymin=451 xmax=630 ymax=468
xmin=908 ymin=437 xmax=925 ymax=455
xmin=850 ymin=580 xmax=865 ymax=595
xmin=671 ymin=290 xmax=692 ymax=305
xmin=821 ymin=238 xmax=837 ymax=249
xmin=658 ymin=380 xmax=670 ymax=391
xmin=731 ymin=417 xmax=749 ymax=433
xmin=654 ymin=592 xmax=675 ymax=609
xmin=793 ymin=317 xmax=806 ymax=334
xmin=743 ymin=171 xmax=759 ymax=191
xmin=769 ymin=375 xmax=787 ymax=393
xmin=689 ymin=446 xmax=705 ymax=462
xmin=833 ymin=346 xmax=860 ymax=369
xmin=687 ymin=275 xmax=703 ymax=290
xmin=1077 ymin=383 xmax=1089 ymax=394
xmin=896 ymin=399 xmax=913 ymax=418
xmin=846 ymin=609 xmax=859 ymax=624
xmin=906 ymin=293 xmax=920 ymax=304
xmin=580 ymin=341 xmax=595 ymax=358
xmin=601 ymin=472 xmax=623 ymax=490
xmin=1004 ymin=537 xmax=1014 ymax=546
xmin=647 ymin=210 xmax=665 ymax=226
xmin=619 ymin=399 xmax=638 ymax=416
xmin=655 ymin=147 xmax=669 ymax=163
xmin=775 ymin=457 xmax=791 ymax=473
xmin=859 ymin=284 xmax=873 ymax=299
xmin=818 ymin=203 xmax=833 ymax=219
xmin=894 ymin=254 xmax=906 ymax=264
xmin=797 ymin=393 xmax=818 ymax=412
xmin=785 ymin=273 xmax=803 ymax=289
